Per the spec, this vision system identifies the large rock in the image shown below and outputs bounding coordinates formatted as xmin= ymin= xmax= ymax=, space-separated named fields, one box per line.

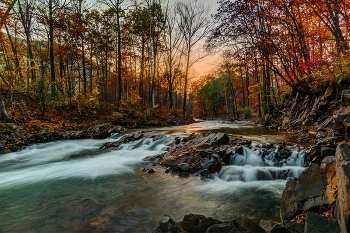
xmin=281 ymin=156 xmax=336 ymax=220
xmin=335 ymin=143 xmax=350 ymax=233
xmin=152 ymin=214 xmax=267 ymax=233
xmin=177 ymin=213 xmax=222 ymax=232
xmin=304 ymin=211 xmax=339 ymax=233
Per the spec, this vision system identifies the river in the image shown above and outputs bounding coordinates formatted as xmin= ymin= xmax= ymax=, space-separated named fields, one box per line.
xmin=0 ymin=120 xmax=306 ymax=232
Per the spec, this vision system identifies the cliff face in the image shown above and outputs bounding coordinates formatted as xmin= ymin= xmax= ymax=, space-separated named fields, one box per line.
xmin=264 ymin=84 xmax=343 ymax=134
xmin=280 ymin=86 xmax=339 ymax=129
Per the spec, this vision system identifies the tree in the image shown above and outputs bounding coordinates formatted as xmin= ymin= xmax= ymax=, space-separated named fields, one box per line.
xmin=175 ymin=0 xmax=213 ymax=118
xmin=0 ymin=0 xmax=18 ymax=121
xmin=100 ymin=0 xmax=125 ymax=102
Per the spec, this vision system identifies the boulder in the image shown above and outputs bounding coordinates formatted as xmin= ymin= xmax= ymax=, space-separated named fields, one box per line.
xmin=206 ymin=218 xmax=257 ymax=233
xmin=177 ymin=213 xmax=222 ymax=232
xmin=235 ymin=217 xmax=267 ymax=233
xmin=304 ymin=211 xmax=339 ymax=233
xmin=280 ymin=157 xmax=336 ymax=220
xmin=269 ymin=224 xmax=291 ymax=233
xmin=283 ymin=221 xmax=304 ymax=233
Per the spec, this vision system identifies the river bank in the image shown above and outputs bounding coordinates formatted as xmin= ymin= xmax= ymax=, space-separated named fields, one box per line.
xmin=0 ymin=117 xmax=196 ymax=154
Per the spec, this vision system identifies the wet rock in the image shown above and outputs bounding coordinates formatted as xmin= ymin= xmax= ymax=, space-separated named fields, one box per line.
xmin=154 ymin=133 xmax=167 ymax=140
xmin=100 ymin=131 xmax=144 ymax=150
xmin=235 ymin=217 xmax=267 ymax=233
xmin=178 ymin=163 xmax=190 ymax=171
xmin=177 ymin=213 xmax=222 ymax=232
xmin=206 ymin=218 xmax=251 ymax=233
xmin=142 ymin=168 xmax=156 ymax=174
xmin=143 ymin=153 xmax=166 ymax=162
xmin=303 ymin=211 xmax=339 ymax=233
xmin=283 ymin=220 xmax=304 ymax=233
xmin=269 ymin=224 xmax=291 ymax=233
xmin=151 ymin=214 xmax=180 ymax=233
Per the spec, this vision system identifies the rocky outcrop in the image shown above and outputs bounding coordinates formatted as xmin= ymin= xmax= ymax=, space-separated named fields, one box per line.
xmin=66 ymin=122 xmax=124 ymax=139
xmin=280 ymin=158 xmax=336 ymax=220
xmin=335 ymin=143 xmax=350 ymax=233
xmin=152 ymin=213 xmax=267 ymax=233
xmin=280 ymin=142 xmax=350 ymax=233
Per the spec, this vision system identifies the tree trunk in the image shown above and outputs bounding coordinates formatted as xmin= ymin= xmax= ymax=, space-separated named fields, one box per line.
xmin=116 ymin=2 xmax=122 ymax=102
xmin=0 ymin=88 xmax=11 ymax=121
xmin=49 ymin=0 xmax=56 ymax=94
xmin=182 ymin=47 xmax=190 ymax=119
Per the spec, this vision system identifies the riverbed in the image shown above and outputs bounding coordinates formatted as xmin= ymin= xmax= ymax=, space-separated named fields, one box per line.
xmin=0 ymin=120 xmax=305 ymax=232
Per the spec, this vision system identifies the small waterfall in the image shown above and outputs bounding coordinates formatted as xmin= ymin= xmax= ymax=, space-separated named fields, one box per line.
xmin=220 ymin=145 xmax=306 ymax=182
xmin=284 ymin=149 xmax=305 ymax=167
xmin=230 ymin=146 xmax=262 ymax=166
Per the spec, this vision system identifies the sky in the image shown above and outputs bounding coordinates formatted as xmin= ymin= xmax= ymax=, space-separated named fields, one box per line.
xmin=88 ymin=0 xmax=221 ymax=77
xmin=186 ymin=0 xmax=220 ymax=77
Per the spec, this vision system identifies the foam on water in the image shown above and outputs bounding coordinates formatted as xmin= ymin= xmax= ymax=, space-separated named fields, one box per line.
xmin=0 ymin=137 xmax=121 ymax=167
xmin=0 ymin=135 xmax=171 ymax=189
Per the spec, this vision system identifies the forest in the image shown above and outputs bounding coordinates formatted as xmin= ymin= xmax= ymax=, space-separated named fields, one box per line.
xmin=0 ymin=0 xmax=349 ymax=127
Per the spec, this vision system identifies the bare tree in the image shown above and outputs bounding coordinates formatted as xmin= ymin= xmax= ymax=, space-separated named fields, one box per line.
xmin=100 ymin=0 xmax=125 ymax=102
xmin=175 ymin=0 xmax=214 ymax=118
xmin=16 ymin=0 xmax=36 ymax=87
xmin=163 ymin=6 xmax=183 ymax=109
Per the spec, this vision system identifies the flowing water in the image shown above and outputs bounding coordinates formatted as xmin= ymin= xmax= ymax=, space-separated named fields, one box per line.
xmin=0 ymin=120 xmax=306 ymax=233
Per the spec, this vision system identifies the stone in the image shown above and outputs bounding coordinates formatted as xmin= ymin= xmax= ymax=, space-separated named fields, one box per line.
xmin=283 ymin=221 xmax=304 ymax=233
xmin=341 ymin=89 xmax=350 ymax=106
xmin=321 ymin=147 xmax=336 ymax=157
xmin=147 ymin=168 xmax=156 ymax=174
xmin=269 ymin=224 xmax=291 ymax=233
xmin=178 ymin=163 xmax=190 ymax=171
xmin=211 ymin=132 xmax=229 ymax=147
xmin=206 ymin=218 xmax=250 ymax=233
xmin=100 ymin=131 xmax=144 ymax=150
xmin=235 ymin=217 xmax=267 ymax=233
xmin=335 ymin=143 xmax=350 ymax=233
xmin=304 ymin=212 xmax=339 ymax=233
xmin=177 ymin=213 xmax=222 ymax=232
xmin=316 ymin=131 xmax=326 ymax=138
xmin=151 ymin=214 xmax=180 ymax=233
xmin=280 ymin=161 xmax=336 ymax=220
